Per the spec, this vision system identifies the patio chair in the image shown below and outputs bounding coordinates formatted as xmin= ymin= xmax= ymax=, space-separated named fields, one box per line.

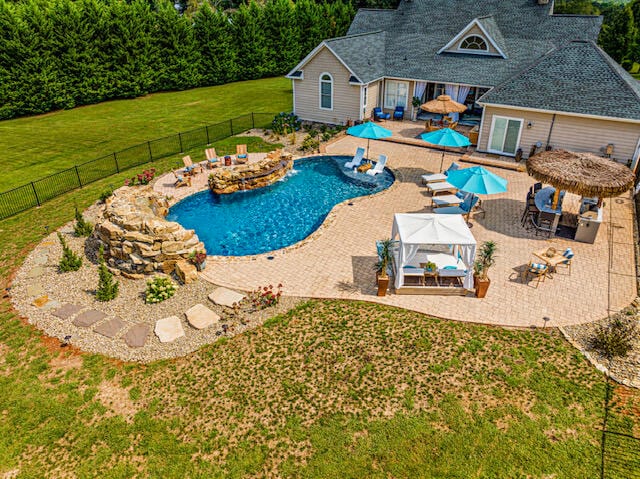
xmin=556 ymin=247 xmax=574 ymax=275
xmin=173 ymin=170 xmax=191 ymax=188
xmin=345 ymin=147 xmax=365 ymax=168
xmin=366 ymin=155 xmax=388 ymax=176
xmin=236 ymin=144 xmax=248 ymax=164
xmin=182 ymin=155 xmax=201 ymax=175
xmin=373 ymin=107 xmax=390 ymax=121
xmin=393 ymin=106 xmax=405 ymax=120
xmin=427 ymin=181 xmax=458 ymax=195
xmin=421 ymin=162 xmax=459 ymax=184
xmin=434 ymin=194 xmax=479 ymax=219
xmin=205 ymin=148 xmax=220 ymax=169
xmin=522 ymin=261 xmax=549 ymax=287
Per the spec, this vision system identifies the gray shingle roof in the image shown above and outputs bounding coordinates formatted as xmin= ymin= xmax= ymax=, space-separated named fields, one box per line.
xmin=336 ymin=0 xmax=602 ymax=86
xmin=480 ymin=41 xmax=640 ymax=120
xmin=476 ymin=16 xmax=506 ymax=57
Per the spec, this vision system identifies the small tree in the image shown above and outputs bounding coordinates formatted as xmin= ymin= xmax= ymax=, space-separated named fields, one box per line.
xmin=95 ymin=246 xmax=119 ymax=301
xmin=473 ymin=240 xmax=497 ymax=280
xmin=58 ymin=232 xmax=82 ymax=272
xmin=591 ymin=315 xmax=638 ymax=360
xmin=73 ymin=208 xmax=94 ymax=237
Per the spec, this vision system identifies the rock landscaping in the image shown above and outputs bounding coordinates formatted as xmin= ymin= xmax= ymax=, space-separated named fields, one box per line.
xmin=91 ymin=184 xmax=205 ymax=277
xmin=10 ymin=225 xmax=300 ymax=362
xmin=208 ymin=151 xmax=293 ymax=194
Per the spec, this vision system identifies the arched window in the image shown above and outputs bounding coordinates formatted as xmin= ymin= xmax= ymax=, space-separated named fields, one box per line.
xmin=459 ymin=35 xmax=488 ymax=51
xmin=319 ymin=73 xmax=333 ymax=110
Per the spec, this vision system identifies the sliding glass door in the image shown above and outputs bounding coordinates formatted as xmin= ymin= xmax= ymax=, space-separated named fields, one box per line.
xmin=488 ymin=116 xmax=523 ymax=155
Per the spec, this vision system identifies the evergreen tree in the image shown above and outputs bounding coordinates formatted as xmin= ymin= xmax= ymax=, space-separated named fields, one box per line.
xmin=73 ymin=208 xmax=94 ymax=237
xmin=599 ymin=4 xmax=638 ymax=65
xmin=232 ymin=1 xmax=269 ymax=80
xmin=261 ymin=0 xmax=300 ymax=75
xmin=95 ymin=245 xmax=119 ymax=301
xmin=295 ymin=0 xmax=327 ymax=58
xmin=194 ymin=4 xmax=238 ymax=85
xmin=58 ymin=232 xmax=83 ymax=272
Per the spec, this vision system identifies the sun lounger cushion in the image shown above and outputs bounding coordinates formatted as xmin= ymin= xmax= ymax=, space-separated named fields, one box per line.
xmin=530 ymin=263 xmax=547 ymax=271
xmin=562 ymin=248 xmax=574 ymax=259
xmin=238 ymin=154 xmax=247 ymax=159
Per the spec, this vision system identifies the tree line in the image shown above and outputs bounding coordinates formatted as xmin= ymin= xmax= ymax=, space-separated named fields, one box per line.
xmin=0 ymin=0 xmax=354 ymax=119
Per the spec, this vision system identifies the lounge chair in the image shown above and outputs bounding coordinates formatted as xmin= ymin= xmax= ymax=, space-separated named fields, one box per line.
xmin=236 ymin=144 xmax=248 ymax=164
xmin=438 ymin=265 xmax=466 ymax=286
xmin=393 ymin=106 xmax=405 ymax=120
xmin=366 ymin=155 xmax=388 ymax=176
xmin=434 ymin=193 xmax=479 ymax=218
xmin=373 ymin=107 xmax=390 ymax=121
xmin=173 ymin=170 xmax=191 ymax=188
xmin=205 ymin=148 xmax=220 ymax=169
xmin=182 ymin=155 xmax=201 ymax=175
xmin=522 ymin=261 xmax=549 ymax=287
xmin=557 ymin=247 xmax=574 ymax=274
xmin=345 ymin=147 xmax=365 ymax=168
xmin=426 ymin=181 xmax=458 ymax=195
xmin=421 ymin=162 xmax=459 ymax=184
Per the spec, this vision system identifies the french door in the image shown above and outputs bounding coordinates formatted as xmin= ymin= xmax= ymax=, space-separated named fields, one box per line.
xmin=488 ymin=116 xmax=523 ymax=155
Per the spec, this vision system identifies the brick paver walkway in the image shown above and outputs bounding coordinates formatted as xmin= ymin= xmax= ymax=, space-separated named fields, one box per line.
xmin=159 ymin=137 xmax=636 ymax=328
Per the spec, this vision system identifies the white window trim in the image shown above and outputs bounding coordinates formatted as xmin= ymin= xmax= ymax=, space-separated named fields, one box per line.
xmin=319 ymin=72 xmax=333 ymax=111
xmin=487 ymin=115 xmax=524 ymax=156
xmin=383 ymin=80 xmax=409 ymax=110
xmin=458 ymin=34 xmax=489 ymax=53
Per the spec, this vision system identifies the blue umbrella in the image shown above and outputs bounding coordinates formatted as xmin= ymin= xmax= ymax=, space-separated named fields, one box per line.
xmin=446 ymin=166 xmax=508 ymax=195
xmin=420 ymin=128 xmax=471 ymax=171
xmin=347 ymin=121 xmax=392 ymax=158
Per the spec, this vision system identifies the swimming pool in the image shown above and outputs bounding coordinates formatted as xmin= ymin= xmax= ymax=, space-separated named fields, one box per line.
xmin=167 ymin=155 xmax=394 ymax=256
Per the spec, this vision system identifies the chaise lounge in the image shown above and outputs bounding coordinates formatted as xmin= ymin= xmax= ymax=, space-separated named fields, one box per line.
xmin=366 ymin=154 xmax=388 ymax=176
xmin=345 ymin=147 xmax=365 ymax=168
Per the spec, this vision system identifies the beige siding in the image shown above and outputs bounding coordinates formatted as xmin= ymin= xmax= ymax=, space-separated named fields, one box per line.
xmin=479 ymin=106 xmax=640 ymax=162
xmin=444 ymin=24 xmax=500 ymax=56
xmin=363 ymin=80 xmax=381 ymax=120
xmin=293 ymin=47 xmax=361 ymax=124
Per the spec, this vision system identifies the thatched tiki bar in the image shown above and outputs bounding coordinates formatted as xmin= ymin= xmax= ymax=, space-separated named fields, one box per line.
xmin=523 ymin=150 xmax=635 ymax=242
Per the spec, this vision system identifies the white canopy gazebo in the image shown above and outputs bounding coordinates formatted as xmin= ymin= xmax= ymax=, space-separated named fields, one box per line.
xmin=391 ymin=213 xmax=477 ymax=290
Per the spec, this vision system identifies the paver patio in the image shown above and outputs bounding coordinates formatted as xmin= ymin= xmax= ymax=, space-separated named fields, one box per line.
xmin=159 ymin=136 xmax=636 ymax=328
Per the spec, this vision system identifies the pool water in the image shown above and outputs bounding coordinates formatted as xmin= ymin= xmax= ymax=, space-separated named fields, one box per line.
xmin=167 ymin=155 xmax=394 ymax=256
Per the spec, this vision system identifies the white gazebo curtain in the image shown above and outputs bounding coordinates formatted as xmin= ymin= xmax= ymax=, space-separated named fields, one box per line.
xmin=412 ymin=81 xmax=427 ymax=118
xmin=444 ymin=84 xmax=471 ymax=122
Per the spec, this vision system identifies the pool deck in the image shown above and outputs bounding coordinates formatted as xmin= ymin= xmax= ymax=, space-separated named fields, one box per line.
xmin=155 ymin=138 xmax=637 ymax=328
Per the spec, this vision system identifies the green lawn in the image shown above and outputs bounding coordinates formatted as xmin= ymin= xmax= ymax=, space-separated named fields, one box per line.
xmin=0 ymin=81 xmax=636 ymax=477
xmin=0 ymin=76 xmax=292 ymax=191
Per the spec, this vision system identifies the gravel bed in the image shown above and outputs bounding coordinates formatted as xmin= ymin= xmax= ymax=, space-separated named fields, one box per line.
xmin=562 ymin=306 xmax=640 ymax=388
xmin=10 ymin=215 xmax=303 ymax=363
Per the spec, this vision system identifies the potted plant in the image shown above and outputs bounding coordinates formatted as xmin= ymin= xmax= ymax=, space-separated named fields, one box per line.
xmin=473 ymin=240 xmax=497 ymax=298
xmin=189 ymin=250 xmax=207 ymax=271
xmin=411 ymin=96 xmax=422 ymax=121
xmin=423 ymin=261 xmax=437 ymax=273
xmin=375 ymin=239 xmax=394 ymax=296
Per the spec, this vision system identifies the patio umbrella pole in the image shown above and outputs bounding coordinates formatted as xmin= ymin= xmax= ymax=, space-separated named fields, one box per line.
xmin=439 ymin=148 xmax=446 ymax=172
xmin=551 ymin=189 xmax=560 ymax=210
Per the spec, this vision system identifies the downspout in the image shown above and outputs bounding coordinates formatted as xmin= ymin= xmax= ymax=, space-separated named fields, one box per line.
xmin=545 ymin=113 xmax=556 ymax=150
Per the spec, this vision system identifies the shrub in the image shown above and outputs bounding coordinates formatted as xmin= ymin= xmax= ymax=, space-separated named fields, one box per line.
xmin=95 ymin=246 xmax=119 ymax=301
xmin=73 ymin=208 xmax=94 ymax=237
xmin=99 ymin=187 xmax=114 ymax=203
xmin=145 ymin=276 xmax=177 ymax=304
xmin=57 ymin=232 xmax=82 ymax=272
xmin=272 ymin=112 xmax=301 ymax=135
xmin=301 ymin=134 xmax=320 ymax=152
xmin=591 ymin=315 xmax=638 ymax=359
xmin=124 ymin=168 xmax=156 ymax=186
xmin=249 ymin=284 xmax=282 ymax=310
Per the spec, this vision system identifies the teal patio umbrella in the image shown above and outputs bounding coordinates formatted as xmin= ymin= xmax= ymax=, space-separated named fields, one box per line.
xmin=347 ymin=121 xmax=392 ymax=158
xmin=420 ymin=127 xmax=471 ymax=172
xmin=446 ymin=166 xmax=508 ymax=195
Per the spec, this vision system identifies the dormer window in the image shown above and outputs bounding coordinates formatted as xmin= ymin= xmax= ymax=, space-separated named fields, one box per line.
xmin=459 ymin=35 xmax=488 ymax=52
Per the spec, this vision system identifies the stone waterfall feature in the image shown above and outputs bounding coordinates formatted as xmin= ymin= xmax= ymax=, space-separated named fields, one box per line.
xmin=208 ymin=152 xmax=294 ymax=194
xmin=92 ymin=185 xmax=205 ymax=277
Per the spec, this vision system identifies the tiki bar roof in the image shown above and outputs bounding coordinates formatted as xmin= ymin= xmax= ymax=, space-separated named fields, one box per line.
xmin=526 ymin=150 xmax=635 ymax=198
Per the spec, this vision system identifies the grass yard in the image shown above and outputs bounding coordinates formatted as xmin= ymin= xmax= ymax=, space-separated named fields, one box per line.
xmin=0 ymin=76 xmax=292 ymax=191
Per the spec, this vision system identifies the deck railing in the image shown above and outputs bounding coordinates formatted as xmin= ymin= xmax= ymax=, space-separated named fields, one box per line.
xmin=0 ymin=112 xmax=276 ymax=220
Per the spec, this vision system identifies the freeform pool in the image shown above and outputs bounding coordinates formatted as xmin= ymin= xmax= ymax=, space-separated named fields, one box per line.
xmin=166 ymin=155 xmax=394 ymax=256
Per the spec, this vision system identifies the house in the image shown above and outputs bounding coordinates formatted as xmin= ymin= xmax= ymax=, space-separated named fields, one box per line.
xmin=286 ymin=0 xmax=640 ymax=164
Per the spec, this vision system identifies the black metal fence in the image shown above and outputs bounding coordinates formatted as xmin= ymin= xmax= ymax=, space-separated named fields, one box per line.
xmin=0 ymin=112 xmax=276 ymax=220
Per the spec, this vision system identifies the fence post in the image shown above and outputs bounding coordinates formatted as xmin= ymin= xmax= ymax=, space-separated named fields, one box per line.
xmin=178 ymin=133 xmax=184 ymax=153
xmin=251 ymin=112 xmax=255 ymax=129
xmin=205 ymin=125 xmax=210 ymax=145
xmin=31 ymin=182 xmax=40 ymax=207
xmin=147 ymin=141 xmax=153 ymax=160
xmin=74 ymin=166 xmax=83 ymax=187
xmin=229 ymin=118 xmax=233 ymax=136
xmin=113 ymin=153 xmax=120 ymax=173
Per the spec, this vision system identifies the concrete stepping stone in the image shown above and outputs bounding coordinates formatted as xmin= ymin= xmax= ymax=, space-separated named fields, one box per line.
xmin=94 ymin=317 xmax=126 ymax=338
xmin=52 ymin=304 xmax=83 ymax=319
xmin=208 ymin=287 xmax=245 ymax=307
xmin=154 ymin=316 xmax=185 ymax=343
xmin=41 ymin=299 xmax=62 ymax=311
xmin=73 ymin=310 xmax=107 ymax=328
xmin=26 ymin=284 xmax=45 ymax=297
xmin=185 ymin=304 xmax=220 ymax=330
xmin=33 ymin=254 xmax=49 ymax=266
xmin=123 ymin=323 xmax=151 ymax=348
xmin=26 ymin=266 xmax=45 ymax=279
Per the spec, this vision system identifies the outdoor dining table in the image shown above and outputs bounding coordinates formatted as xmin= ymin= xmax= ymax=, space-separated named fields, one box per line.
xmin=532 ymin=248 xmax=567 ymax=275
